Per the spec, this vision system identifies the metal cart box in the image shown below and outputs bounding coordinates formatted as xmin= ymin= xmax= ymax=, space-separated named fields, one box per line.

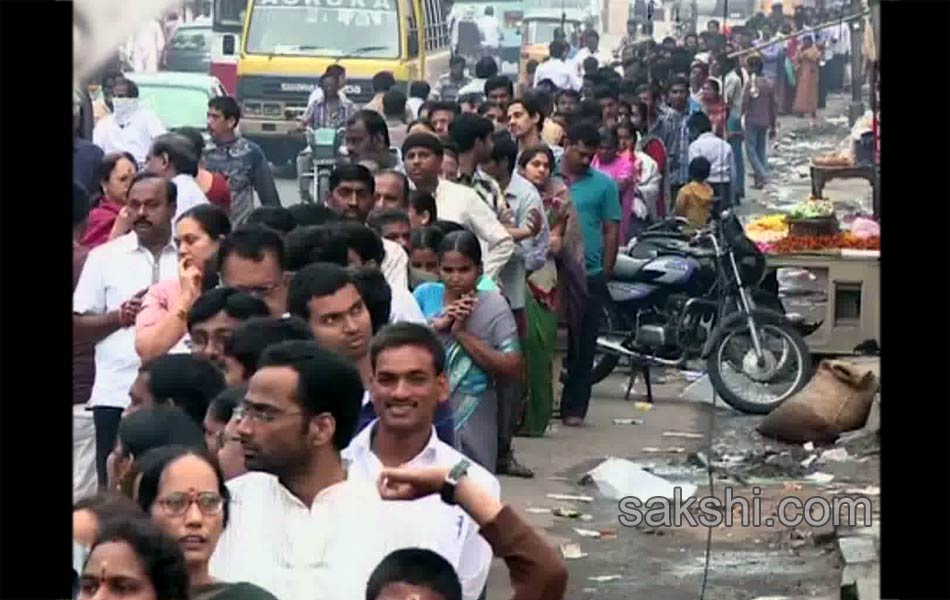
xmin=767 ymin=250 xmax=880 ymax=355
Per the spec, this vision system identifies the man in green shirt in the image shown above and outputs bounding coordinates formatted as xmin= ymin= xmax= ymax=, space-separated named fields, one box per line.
xmin=560 ymin=122 xmax=620 ymax=427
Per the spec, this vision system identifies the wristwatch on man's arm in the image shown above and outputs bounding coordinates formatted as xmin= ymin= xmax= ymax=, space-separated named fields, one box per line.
xmin=440 ymin=459 xmax=471 ymax=505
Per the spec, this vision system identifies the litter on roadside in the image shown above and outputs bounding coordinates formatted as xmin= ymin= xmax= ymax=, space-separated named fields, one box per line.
xmin=599 ymin=528 xmax=618 ymax=540
xmin=572 ymin=528 xmax=601 ymax=538
xmin=841 ymin=485 xmax=880 ymax=496
xmin=803 ymin=442 xmax=815 ymax=452
xmin=818 ymin=448 xmax=850 ymax=463
xmin=580 ymin=514 xmax=594 ymax=522
xmin=560 ymin=543 xmax=588 ymax=559
xmin=587 ymin=457 xmax=696 ymax=501
xmin=782 ymin=482 xmax=803 ymax=491
xmin=634 ymin=401 xmax=654 ymax=411
xmin=524 ymin=507 xmax=552 ymax=514
xmin=805 ymin=472 xmax=835 ymax=484
xmin=551 ymin=507 xmax=581 ymax=518
xmin=662 ymin=431 xmax=704 ymax=439
xmin=588 ymin=575 xmax=623 ymax=582
xmin=801 ymin=455 xmax=818 ymax=468
xmin=642 ymin=447 xmax=687 ymax=454
xmin=613 ymin=418 xmax=645 ymax=425
xmin=547 ymin=476 xmax=569 ymax=481
xmin=546 ymin=493 xmax=593 ymax=502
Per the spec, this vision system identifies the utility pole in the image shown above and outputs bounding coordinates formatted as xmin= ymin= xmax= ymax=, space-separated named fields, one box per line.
xmin=848 ymin=0 xmax=865 ymax=125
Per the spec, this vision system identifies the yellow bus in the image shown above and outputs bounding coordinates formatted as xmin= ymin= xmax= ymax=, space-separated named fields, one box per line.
xmin=218 ymin=0 xmax=450 ymax=165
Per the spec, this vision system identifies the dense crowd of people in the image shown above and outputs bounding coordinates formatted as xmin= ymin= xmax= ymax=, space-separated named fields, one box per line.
xmin=71 ymin=5 xmax=864 ymax=597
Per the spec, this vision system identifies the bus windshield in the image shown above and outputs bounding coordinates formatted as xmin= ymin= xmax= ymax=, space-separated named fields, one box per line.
xmin=525 ymin=20 xmax=578 ymax=45
xmin=246 ymin=0 xmax=401 ymax=59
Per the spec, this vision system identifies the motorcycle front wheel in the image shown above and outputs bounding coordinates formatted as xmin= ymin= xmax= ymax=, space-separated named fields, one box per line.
xmin=706 ymin=309 xmax=812 ymax=414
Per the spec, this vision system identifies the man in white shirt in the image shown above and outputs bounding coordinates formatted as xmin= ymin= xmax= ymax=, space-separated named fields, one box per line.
xmin=93 ymin=78 xmax=167 ymax=166
xmin=343 ymin=323 xmax=500 ymax=600
xmin=687 ymin=112 xmax=734 ymax=205
xmin=73 ymin=173 xmax=179 ymax=486
xmin=476 ymin=6 xmax=501 ymax=55
xmin=401 ymin=134 xmax=515 ymax=283
xmin=327 ymin=164 xmax=410 ymax=291
xmin=533 ymin=40 xmax=582 ymax=91
xmin=572 ymin=30 xmax=614 ymax=79
xmin=145 ymin=133 xmax=209 ymax=221
xmin=210 ymin=341 xmax=436 ymax=600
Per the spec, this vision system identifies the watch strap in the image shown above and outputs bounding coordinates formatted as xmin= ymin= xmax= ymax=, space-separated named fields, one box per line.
xmin=440 ymin=459 xmax=471 ymax=505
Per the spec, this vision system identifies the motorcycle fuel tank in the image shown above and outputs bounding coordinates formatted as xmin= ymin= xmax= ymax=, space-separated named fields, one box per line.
xmin=617 ymin=255 xmax=698 ymax=286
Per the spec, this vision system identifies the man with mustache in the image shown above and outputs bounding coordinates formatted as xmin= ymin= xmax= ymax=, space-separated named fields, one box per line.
xmin=73 ymin=172 xmax=179 ymax=486
xmin=327 ymin=164 xmax=410 ymax=292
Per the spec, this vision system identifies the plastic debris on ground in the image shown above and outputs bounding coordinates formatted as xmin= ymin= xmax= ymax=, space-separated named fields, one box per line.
xmin=662 ymin=431 xmax=704 ymax=439
xmin=573 ymin=528 xmax=602 ymax=538
xmin=524 ymin=507 xmax=552 ymax=514
xmin=841 ymin=485 xmax=880 ymax=496
xmin=805 ymin=472 xmax=835 ymax=484
xmin=634 ymin=401 xmax=654 ymax=411
xmin=560 ymin=543 xmax=588 ymax=559
xmin=643 ymin=446 xmax=687 ymax=454
xmin=546 ymin=493 xmax=593 ymax=502
xmin=551 ymin=507 xmax=581 ymax=518
xmin=818 ymin=448 xmax=850 ymax=463
xmin=587 ymin=457 xmax=697 ymax=501
xmin=613 ymin=418 xmax=645 ymax=425
xmin=588 ymin=575 xmax=623 ymax=582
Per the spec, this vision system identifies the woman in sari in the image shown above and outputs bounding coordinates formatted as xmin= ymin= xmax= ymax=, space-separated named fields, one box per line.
xmin=515 ymin=145 xmax=590 ymax=437
xmin=81 ymin=151 xmax=137 ymax=248
xmin=413 ymin=230 xmax=523 ymax=472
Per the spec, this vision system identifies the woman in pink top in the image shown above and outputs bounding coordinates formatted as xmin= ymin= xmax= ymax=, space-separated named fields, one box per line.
xmin=592 ymin=126 xmax=639 ymax=243
xmin=81 ymin=152 xmax=137 ymax=248
xmin=135 ymin=204 xmax=232 ymax=361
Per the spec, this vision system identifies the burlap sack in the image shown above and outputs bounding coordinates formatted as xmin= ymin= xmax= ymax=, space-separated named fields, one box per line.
xmin=758 ymin=360 xmax=880 ymax=443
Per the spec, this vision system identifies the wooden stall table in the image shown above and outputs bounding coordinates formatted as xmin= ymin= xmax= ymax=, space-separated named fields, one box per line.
xmin=810 ymin=162 xmax=880 ymax=213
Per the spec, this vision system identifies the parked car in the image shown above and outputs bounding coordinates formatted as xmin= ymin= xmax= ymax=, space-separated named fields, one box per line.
xmin=125 ymin=72 xmax=226 ymax=132
xmin=165 ymin=23 xmax=218 ymax=74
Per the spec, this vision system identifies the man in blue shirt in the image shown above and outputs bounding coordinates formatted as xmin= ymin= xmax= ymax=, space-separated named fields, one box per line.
xmin=560 ymin=122 xmax=621 ymax=426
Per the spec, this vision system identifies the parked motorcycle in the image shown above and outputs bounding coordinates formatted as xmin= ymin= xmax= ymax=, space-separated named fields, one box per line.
xmin=591 ymin=212 xmax=814 ymax=414
xmin=298 ymin=127 xmax=345 ymax=205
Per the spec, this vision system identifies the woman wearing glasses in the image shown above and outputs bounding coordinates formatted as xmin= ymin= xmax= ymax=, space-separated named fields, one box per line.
xmin=136 ymin=445 xmax=277 ymax=600
xmin=135 ymin=204 xmax=232 ymax=361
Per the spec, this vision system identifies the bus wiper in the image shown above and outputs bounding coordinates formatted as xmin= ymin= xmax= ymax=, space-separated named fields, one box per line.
xmin=329 ymin=45 xmax=387 ymax=59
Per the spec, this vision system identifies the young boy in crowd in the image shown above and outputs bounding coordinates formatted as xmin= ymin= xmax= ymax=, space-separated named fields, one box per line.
xmin=674 ymin=156 xmax=714 ymax=231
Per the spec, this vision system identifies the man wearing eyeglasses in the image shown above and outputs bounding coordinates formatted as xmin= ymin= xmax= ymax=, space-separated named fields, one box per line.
xmin=217 ymin=225 xmax=291 ymax=318
xmin=185 ymin=287 xmax=270 ymax=373
xmin=210 ymin=341 xmax=438 ymax=600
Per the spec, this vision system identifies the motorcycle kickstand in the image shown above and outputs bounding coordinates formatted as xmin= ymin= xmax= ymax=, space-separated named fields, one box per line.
xmin=623 ymin=362 xmax=654 ymax=404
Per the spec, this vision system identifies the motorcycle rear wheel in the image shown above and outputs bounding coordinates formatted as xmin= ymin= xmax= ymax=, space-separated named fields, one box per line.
xmin=706 ymin=309 xmax=812 ymax=414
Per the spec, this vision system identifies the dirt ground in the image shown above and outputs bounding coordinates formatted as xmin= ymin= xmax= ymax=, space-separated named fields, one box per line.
xmin=484 ymin=354 xmax=879 ymax=599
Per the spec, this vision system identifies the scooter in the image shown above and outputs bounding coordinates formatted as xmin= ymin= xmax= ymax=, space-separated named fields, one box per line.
xmin=298 ymin=127 xmax=345 ymax=205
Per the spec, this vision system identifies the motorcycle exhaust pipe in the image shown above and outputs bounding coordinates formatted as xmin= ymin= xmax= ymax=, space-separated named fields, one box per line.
xmin=596 ymin=337 xmax=685 ymax=367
